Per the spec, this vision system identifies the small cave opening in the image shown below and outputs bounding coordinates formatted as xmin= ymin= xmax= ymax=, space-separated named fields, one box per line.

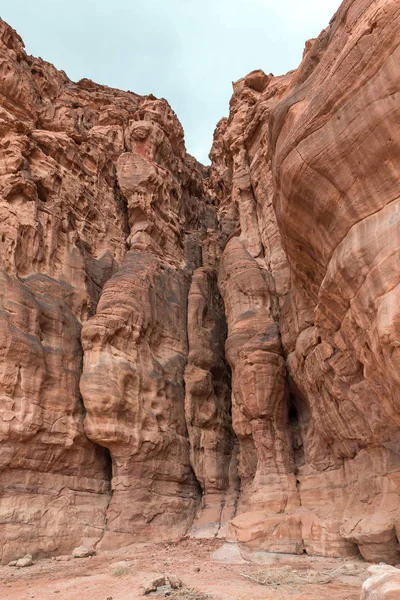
xmin=288 ymin=395 xmax=305 ymax=469
xmin=112 ymin=167 xmax=130 ymax=239
xmin=36 ymin=179 xmax=48 ymax=203
xmin=103 ymin=446 xmax=113 ymax=484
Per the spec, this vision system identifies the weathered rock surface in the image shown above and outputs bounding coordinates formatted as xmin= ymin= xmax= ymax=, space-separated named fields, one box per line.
xmin=1 ymin=0 xmax=400 ymax=566
xmin=184 ymin=266 xmax=238 ymax=538
xmin=272 ymin=0 xmax=400 ymax=565
xmin=81 ymin=252 xmax=200 ymax=546
xmin=361 ymin=565 xmax=400 ymax=599
xmin=0 ymin=17 xmax=214 ymax=559
xmin=15 ymin=554 xmax=33 ymax=568
xmin=210 ymin=0 xmax=400 ymax=565
xmin=72 ymin=546 xmax=95 ymax=559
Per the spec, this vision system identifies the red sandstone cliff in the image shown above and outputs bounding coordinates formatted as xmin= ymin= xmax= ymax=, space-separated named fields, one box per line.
xmin=1 ymin=0 xmax=400 ymax=566
xmin=212 ymin=0 xmax=400 ymax=564
xmin=0 ymin=17 xmax=214 ymax=559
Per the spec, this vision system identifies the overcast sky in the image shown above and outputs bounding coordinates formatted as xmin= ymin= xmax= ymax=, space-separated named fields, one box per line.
xmin=1 ymin=0 xmax=341 ymax=163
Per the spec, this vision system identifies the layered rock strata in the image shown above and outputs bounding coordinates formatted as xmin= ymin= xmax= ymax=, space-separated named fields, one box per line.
xmin=210 ymin=0 xmax=400 ymax=564
xmin=0 ymin=17 xmax=218 ymax=559
xmin=1 ymin=0 xmax=400 ymax=566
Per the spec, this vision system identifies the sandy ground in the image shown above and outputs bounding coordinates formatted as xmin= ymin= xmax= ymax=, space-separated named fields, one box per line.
xmin=0 ymin=538 xmax=370 ymax=600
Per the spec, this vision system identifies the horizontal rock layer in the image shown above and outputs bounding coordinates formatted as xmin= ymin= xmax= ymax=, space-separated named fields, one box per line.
xmin=1 ymin=0 xmax=400 ymax=565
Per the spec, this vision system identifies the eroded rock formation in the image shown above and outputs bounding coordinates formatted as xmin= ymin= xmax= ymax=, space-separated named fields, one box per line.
xmin=1 ymin=0 xmax=400 ymax=567
xmin=0 ymin=17 xmax=215 ymax=560
xmin=184 ymin=265 xmax=237 ymax=538
xmin=211 ymin=0 xmax=400 ymax=564
xmin=361 ymin=565 xmax=400 ymax=599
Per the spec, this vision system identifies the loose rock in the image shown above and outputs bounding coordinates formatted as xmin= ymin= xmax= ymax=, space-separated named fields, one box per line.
xmin=72 ymin=546 xmax=96 ymax=558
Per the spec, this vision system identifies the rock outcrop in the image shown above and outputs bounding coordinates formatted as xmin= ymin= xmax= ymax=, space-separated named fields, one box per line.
xmin=1 ymin=0 xmax=400 ymax=566
xmin=184 ymin=265 xmax=237 ymax=538
xmin=0 ymin=17 xmax=215 ymax=559
xmin=210 ymin=0 xmax=400 ymax=564
xmin=361 ymin=565 xmax=400 ymax=599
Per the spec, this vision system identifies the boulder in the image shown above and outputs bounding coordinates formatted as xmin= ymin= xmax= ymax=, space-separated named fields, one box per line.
xmin=16 ymin=554 xmax=33 ymax=568
xmin=361 ymin=565 xmax=400 ymax=599
xmin=72 ymin=546 xmax=96 ymax=559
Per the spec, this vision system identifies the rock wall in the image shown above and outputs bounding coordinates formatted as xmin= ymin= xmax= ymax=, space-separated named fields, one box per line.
xmin=1 ymin=0 xmax=400 ymax=565
xmin=184 ymin=265 xmax=237 ymax=539
xmin=211 ymin=0 xmax=400 ymax=565
xmin=0 ymin=17 xmax=217 ymax=560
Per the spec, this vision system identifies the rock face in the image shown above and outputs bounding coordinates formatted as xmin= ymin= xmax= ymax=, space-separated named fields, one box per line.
xmin=0 ymin=17 xmax=214 ymax=560
xmin=361 ymin=565 xmax=400 ymax=599
xmin=211 ymin=0 xmax=400 ymax=564
xmin=1 ymin=0 xmax=400 ymax=565
xmin=184 ymin=265 xmax=238 ymax=538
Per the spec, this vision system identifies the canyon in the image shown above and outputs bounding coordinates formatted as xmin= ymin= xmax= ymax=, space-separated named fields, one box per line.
xmin=0 ymin=0 xmax=400 ymax=586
